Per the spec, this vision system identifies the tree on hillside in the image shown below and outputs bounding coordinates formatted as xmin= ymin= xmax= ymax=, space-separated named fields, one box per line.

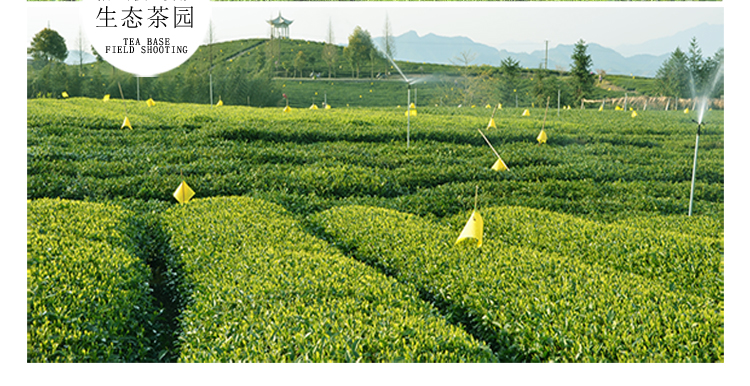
xmin=704 ymin=48 xmax=724 ymax=98
xmin=499 ymin=56 xmax=521 ymax=105
xmin=450 ymin=50 xmax=482 ymax=106
xmin=75 ymin=27 xmax=87 ymax=73
xmin=28 ymin=28 xmax=68 ymax=68
xmin=322 ymin=19 xmax=338 ymax=78
xmin=266 ymin=37 xmax=281 ymax=75
xmin=655 ymin=47 xmax=689 ymax=99
xmin=569 ymin=39 xmax=595 ymax=104
xmin=687 ymin=37 xmax=705 ymax=93
xmin=344 ymin=26 xmax=376 ymax=78
xmin=451 ymin=49 xmax=477 ymax=74
xmin=293 ymin=51 xmax=307 ymax=78
xmin=655 ymin=37 xmax=724 ymax=102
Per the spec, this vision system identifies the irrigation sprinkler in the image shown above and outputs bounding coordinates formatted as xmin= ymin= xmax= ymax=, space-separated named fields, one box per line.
xmin=688 ymin=120 xmax=703 ymax=216
xmin=385 ymin=54 xmax=414 ymax=148
xmin=407 ymin=84 xmax=411 ymax=148
xmin=686 ymin=61 xmax=723 ymax=216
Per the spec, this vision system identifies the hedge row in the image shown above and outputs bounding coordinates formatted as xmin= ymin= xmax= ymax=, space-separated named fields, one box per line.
xmin=163 ymin=197 xmax=496 ymax=362
xmin=310 ymin=205 xmax=723 ymax=362
xmin=27 ymin=198 xmax=158 ymax=362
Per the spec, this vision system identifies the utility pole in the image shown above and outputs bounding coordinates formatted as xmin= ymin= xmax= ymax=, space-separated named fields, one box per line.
xmin=544 ymin=40 xmax=549 ymax=70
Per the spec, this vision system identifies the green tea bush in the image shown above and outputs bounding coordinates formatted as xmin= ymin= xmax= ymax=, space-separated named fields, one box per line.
xmin=468 ymin=206 xmax=724 ymax=301
xmin=163 ymin=197 xmax=496 ymax=362
xmin=27 ymin=198 xmax=158 ymax=362
xmin=310 ymin=205 xmax=723 ymax=362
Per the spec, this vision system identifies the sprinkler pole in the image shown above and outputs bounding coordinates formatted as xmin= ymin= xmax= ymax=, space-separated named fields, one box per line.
xmin=688 ymin=123 xmax=702 ymax=216
xmin=407 ymin=84 xmax=411 ymax=148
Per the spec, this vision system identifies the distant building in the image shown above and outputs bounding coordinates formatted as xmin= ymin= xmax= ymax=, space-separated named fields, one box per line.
xmin=268 ymin=13 xmax=293 ymax=40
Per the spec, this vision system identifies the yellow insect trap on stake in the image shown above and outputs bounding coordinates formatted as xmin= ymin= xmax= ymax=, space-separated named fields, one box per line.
xmin=117 ymin=82 xmax=132 ymax=129
xmin=456 ymin=187 xmax=483 ymax=247
xmin=487 ymin=104 xmax=498 ymax=129
xmin=536 ymin=96 xmax=550 ymax=144
xmin=522 ymin=109 xmax=530 ymax=117
xmin=310 ymin=104 xmax=318 ymax=110
xmin=491 ymin=157 xmax=509 ymax=172
xmin=283 ymin=105 xmax=292 ymax=113
xmin=478 ymin=128 xmax=509 ymax=172
xmin=537 ymin=129 xmax=548 ymax=144
xmin=122 ymin=116 xmax=133 ymax=129
xmin=146 ymin=98 xmax=156 ymax=107
xmin=103 ymin=94 xmax=110 ymax=102
xmin=173 ymin=181 xmax=195 ymax=204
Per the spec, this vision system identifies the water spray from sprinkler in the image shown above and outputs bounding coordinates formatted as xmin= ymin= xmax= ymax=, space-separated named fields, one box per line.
xmin=386 ymin=54 xmax=414 ymax=148
xmin=686 ymin=60 xmax=722 ymax=215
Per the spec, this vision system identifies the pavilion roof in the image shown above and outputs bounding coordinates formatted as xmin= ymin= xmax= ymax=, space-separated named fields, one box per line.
xmin=268 ymin=13 xmax=293 ymax=27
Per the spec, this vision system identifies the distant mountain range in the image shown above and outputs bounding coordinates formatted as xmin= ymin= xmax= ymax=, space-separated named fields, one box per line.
xmin=374 ymin=23 xmax=723 ymax=77
xmin=58 ymin=23 xmax=722 ymax=78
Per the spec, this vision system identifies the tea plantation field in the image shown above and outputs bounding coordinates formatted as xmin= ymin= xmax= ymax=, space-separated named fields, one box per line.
xmin=27 ymin=97 xmax=723 ymax=362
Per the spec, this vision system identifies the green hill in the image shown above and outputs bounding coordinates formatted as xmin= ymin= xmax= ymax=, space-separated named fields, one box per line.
xmin=29 ymin=37 xmax=661 ymax=108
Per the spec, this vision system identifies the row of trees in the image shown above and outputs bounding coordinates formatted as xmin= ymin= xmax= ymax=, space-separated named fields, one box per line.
xmin=434 ymin=39 xmax=594 ymax=108
xmin=655 ymin=37 xmax=724 ymax=99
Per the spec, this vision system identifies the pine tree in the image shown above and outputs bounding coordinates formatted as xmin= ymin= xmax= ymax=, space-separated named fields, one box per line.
xmin=569 ymin=39 xmax=594 ymax=104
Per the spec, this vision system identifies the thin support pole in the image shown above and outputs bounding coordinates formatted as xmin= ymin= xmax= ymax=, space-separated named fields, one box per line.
xmin=688 ymin=126 xmax=701 ymax=216
xmin=117 ymin=82 xmax=128 ymax=115
xmin=407 ymin=87 xmax=411 ymax=148
xmin=474 ymin=185 xmax=479 ymax=212
xmin=478 ymin=129 xmax=500 ymax=159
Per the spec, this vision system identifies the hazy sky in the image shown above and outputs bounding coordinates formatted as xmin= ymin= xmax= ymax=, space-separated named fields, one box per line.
xmin=28 ymin=3 xmax=723 ymax=55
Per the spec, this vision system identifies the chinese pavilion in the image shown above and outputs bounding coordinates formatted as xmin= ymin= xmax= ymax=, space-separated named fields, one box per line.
xmin=268 ymin=13 xmax=293 ymax=40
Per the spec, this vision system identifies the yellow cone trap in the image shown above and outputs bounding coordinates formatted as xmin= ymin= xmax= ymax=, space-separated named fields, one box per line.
xmin=537 ymin=129 xmax=547 ymax=144
xmin=122 ymin=116 xmax=133 ymax=129
xmin=173 ymin=181 xmax=195 ymax=204
xmin=491 ymin=157 xmax=509 ymax=171
xmin=456 ymin=211 xmax=483 ymax=247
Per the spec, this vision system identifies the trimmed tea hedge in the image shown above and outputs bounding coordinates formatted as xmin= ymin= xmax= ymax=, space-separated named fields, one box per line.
xmin=311 ymin=205 xmax=723 ymax=362
xmin=27 ymin=198 xmax=158 ymax=362
xmin=163 ymin=197 xmax=496 ymax=362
